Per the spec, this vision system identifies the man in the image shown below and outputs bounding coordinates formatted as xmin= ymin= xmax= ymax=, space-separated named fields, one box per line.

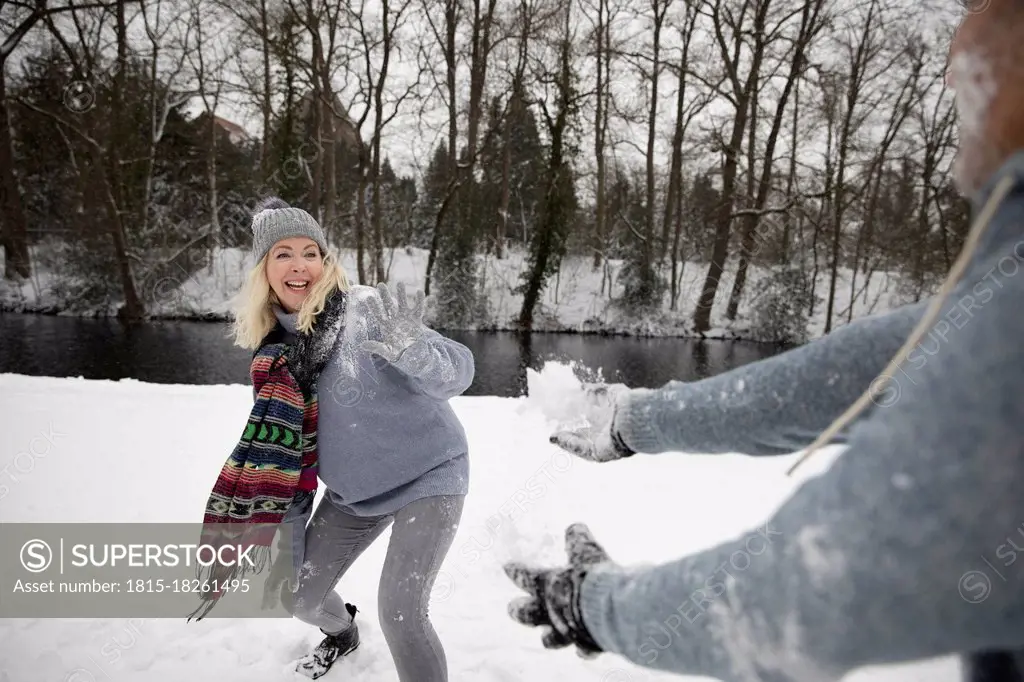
xmin=502 ymin=2 xmax=1024 ymax=681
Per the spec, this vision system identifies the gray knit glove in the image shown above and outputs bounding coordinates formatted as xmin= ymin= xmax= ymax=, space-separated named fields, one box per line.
xmin=503 ymin=523 xmax=612 ymax=658
xmin=549 ymin=383 xmax=636 ymax=463
xmin=360 ymin=282 xmax=430 ymax=363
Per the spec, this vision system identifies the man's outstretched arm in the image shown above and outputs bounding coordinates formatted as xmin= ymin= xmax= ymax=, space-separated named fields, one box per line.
xmin=611 ymin=299 xmax=928 ymax=457
xmin=581 ymin=257 xmax=1024 ymax=681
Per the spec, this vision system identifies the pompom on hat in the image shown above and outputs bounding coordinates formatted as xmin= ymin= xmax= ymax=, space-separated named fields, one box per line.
xmin=250 ymin=197 xmax=329 ymax=262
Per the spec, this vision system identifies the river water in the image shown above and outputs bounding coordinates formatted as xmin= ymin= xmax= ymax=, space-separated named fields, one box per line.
xmin=0 ymin=313 xmax=788 ymax=396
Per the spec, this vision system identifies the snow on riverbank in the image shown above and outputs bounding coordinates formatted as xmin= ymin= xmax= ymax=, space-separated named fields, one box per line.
xmin=0 ymin=245 xmax=904 ymax=342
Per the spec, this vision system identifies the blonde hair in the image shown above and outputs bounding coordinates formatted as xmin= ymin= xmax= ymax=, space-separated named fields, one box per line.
xmin=230 ymin=247 xmax=351 ymax=350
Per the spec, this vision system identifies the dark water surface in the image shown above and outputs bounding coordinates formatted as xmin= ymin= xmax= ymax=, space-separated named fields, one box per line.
xmin=0 ymin=312 xmax=788 ymax=395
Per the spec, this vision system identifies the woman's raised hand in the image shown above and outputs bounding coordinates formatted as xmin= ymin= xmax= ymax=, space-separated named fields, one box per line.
xmin=360 ymin=282 xmax=430 ymax=362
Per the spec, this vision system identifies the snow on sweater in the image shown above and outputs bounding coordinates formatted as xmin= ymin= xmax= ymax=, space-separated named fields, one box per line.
xmin=274 ymin=284 xmax=473 ymax=518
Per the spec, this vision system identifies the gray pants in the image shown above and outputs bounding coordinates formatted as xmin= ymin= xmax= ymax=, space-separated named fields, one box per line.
xmin=283 ymin=491 xmax=464 ymax=682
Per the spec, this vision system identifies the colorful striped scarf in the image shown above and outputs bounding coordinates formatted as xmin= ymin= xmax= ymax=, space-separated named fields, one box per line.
xmin=186 ymin=288 xmax=347 ymax=620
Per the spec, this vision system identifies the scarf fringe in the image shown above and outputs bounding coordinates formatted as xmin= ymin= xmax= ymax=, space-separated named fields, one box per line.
xmin=184 ymin=544 xmax=273 ymax=622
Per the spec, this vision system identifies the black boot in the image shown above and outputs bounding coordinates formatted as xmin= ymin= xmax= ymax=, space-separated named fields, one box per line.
xmin=295 ymin=603 xmax=360 ymax=679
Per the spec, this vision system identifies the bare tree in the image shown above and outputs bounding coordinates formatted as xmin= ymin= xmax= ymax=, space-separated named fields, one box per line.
xmin=577 ymin=0 xmax=627 ymax=280
xmin=186 ymin=0 xmax=234 ymax=254
xmin=461 ymin=0 xmax=498 ymax=196
xmin=279 ymin=0 xmax=344 ymax=251
xmin=846 ymin=31 xmax=920 ymax=322
xmin=421 ymin=0 xmax=459 ymax=294
xmin=494 ymin=0 xmax=536 ymax=260
xmin=27 ymin=0 xmax=147 ymax=317
xmin=908 ymin=42 xmax=958 ymax=296
xmin=691 ymin=0 xmax=773 ymax=334
xmin=643 ymin=0 xmax=671 ymax=269
xmin=780 ymin=62 xmax=800 ymax=264
xmin=820 ymin=0 xmax=899 ymax=333
xmin=345 ymin=0 xmax=420 ymax=283
xmin=446 ymin=0 xmax=497 ymax=284
xmin=218 ymin=0 xmax=282 ymax=182
xmin=663 ymin=2 xmax=708 ymax=310
xmin=0 ymin=0 xmax=118 ymax=280
xmin=724 ymin=0 xmax=830 ymax=321
xmin=43 ymin=0 xmax=198 ymax=298
xmin=139 ymin=0 xmax=193 ymax=242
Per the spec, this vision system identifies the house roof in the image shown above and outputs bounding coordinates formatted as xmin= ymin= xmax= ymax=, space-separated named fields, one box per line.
xmin=213 ymin=116 xmax=251 ymax=141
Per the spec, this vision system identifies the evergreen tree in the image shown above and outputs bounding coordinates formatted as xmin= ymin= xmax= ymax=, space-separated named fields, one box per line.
xmin=477 ymin=95 xmax=545 ymax=251
xmin=415 ymin=142 xmax=452 ymax=249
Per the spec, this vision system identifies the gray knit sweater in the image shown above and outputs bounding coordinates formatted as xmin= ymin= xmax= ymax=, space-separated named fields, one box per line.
xmin=579 ymin=150 xmax=1024 ymax=681
xmin=273 ymin=284 xmax=474 ymax=518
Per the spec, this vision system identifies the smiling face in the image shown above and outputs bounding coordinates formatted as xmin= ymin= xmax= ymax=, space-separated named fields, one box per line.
xmin=265 ymin=237 xmax=324 ymax=313
xmin=947 ymin=0 xmax=1024 ymax=195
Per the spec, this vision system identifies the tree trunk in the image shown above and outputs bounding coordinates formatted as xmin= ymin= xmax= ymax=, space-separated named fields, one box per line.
xmin=692 ymin=0 xmax=768 ymax=334
xmin=355 ymin=145 xmax=369 ymax=283
xmin=782 ymin=77 xmax=799 ymax=264
xmin=370 ymin=0 xmax=396 ymax=283
xmin=321 ymin=78 xmax=337 ymax=247
xmin=665 ymin=3 xmax=699 ymax=306
xmin=645 ymin=0 xmax=666 ymax=266
xmin=424 ymin=0 xmax=459 ymax=293
xmin=517 ymin=4 xmax=571 ymax=331
xmin=207 ymin=113 xmax=220 ymax=253
xmin=259 ymin=0 xmax=272 ymax=181
xmin=307 ymin=0 xmax=324 ymax=220
xmin=592 ymin=0 xmax=607 ymax=270
xmin=110 ymin=0 xmax=143 ymax=319
xmin=913 ymin=145 xmax=937 ymax=294
xmin=810 ymin=114 xmax=835 ymax=318
xmin=850 ymin=162 xmax=883 ymax=323
xmin=725 ymin=76 xmax=758 ymax=322
xmin=310 ymin=97 xmax=323 ymax=221
xmin=826 ymin=29 xmax=870 ymax=330
xmin=662 ymin=58 xmax=686 ymax=269
xmin=0 ymin=65 xmax=31 ymax=279
xmin=692 ymin=107 xmax=746 ymax=335
xmin=372 ymin=102 xmax=385 ymax=283
xmin=455 ymin=0 xmax=497 ymax=254
xmin=726 ymin=0 xmax=825 ymax=320
xmin=424 ymin=179 xmax=459 ymax=295
xmin=669 ymin=172 xmax=685 ymax=311
xmin=848 ymin=73 xmax=915 ymax=322
xmin=824 ymin=162 xmax=845 ymax=334
xmin=496 ymin=88 xmax=516 ymax=260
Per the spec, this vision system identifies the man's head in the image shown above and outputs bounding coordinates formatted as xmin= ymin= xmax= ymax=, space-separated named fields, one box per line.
xmin=948 ymin=0 xmax=1024 ymax=196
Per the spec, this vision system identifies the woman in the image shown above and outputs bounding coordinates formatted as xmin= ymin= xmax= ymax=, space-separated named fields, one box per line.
xmin=223 ymin=197 xmax=474 ymax=681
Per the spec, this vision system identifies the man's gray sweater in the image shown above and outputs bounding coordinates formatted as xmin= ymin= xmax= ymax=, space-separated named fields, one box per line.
xmin=580 ymin=151 xmax=1024 ymax=681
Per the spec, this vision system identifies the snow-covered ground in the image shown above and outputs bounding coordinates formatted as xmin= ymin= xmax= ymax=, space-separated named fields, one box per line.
xmin=0 ymin=364 xmax=958 ymax=682
xmin=0 ymin=245 xmax=905 ymax=342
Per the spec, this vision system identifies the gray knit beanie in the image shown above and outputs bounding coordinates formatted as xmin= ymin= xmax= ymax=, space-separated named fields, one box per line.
xmin=250 ymin=197 xmax=329 ymax=262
